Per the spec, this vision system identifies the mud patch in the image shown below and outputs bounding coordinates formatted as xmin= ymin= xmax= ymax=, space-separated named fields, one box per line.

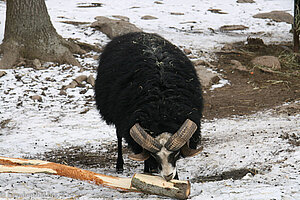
xmin=35 ymin=144 xmax=131 ymax=169
xmin=191 ymin=168 xmax=258 ymax=183
xmin=203 ymin=40 xmax=300 ymax=119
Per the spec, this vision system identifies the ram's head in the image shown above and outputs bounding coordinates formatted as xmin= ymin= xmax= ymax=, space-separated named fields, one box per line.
xmin=129 ymin=119 xmax=203 ymax=181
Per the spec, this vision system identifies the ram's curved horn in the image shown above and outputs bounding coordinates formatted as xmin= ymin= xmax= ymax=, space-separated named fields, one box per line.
xmin=130 ymin=123 xmax=163 ymax=153
xmin=181 ymin=144 xmax=203 ymax=158
xmin=128 ymin=149 xmax=150 ymax=161
xmin=165 ymin=119 xmax=197 ymax=151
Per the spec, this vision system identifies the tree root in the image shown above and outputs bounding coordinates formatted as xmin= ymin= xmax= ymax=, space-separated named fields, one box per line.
xmin=0 ymin=37 xmax=85 ymax=69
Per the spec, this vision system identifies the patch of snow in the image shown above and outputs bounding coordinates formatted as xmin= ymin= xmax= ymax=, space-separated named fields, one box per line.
xmin=0 ymin=0 xmax=299 ymax=199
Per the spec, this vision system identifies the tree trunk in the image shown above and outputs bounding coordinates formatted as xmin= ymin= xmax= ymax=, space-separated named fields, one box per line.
xmin=294 ymin=0 xmax=300 ymax=52
xmin=0 ymin=0 xmax=84 ymax=69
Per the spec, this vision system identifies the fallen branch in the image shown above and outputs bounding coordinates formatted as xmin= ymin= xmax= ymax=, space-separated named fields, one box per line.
xmin=0 ymin=156 xmax=190 ymax=199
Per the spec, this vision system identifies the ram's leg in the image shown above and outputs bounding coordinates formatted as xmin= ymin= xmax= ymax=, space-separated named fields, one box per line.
xmin=144 ymin=156 xmax=158 ymax=173
xmin=116 ymin=132 xmax=124 ymax=173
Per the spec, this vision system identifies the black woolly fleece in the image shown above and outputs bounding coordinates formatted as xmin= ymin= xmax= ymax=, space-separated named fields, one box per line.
xmin=95 ymin=32 xmax=203 ymax=153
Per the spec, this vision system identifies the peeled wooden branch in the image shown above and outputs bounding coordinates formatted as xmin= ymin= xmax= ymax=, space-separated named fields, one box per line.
xmin=0 ymin=156 xmax=190 ymax=199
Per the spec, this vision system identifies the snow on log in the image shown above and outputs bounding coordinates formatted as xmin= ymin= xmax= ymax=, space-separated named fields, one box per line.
xmin=0 ymin=156 xmax=190 ymax=199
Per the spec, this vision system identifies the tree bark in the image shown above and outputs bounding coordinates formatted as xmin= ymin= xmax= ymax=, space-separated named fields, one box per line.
xmin=0 ymin=0 xmax=84 ymax=69
xmin=294 ymin=0 xmax=300 ymax=52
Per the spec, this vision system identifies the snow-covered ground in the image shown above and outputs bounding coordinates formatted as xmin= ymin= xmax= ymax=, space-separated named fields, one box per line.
xmin=0 ymin=0 xmax=299 ymax=199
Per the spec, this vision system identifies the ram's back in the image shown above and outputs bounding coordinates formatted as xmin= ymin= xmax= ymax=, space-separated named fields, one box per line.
xmin=95 ymin=32 xmax=203 ymax=144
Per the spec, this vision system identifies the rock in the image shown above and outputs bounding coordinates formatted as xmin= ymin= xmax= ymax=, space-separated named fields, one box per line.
xmin=63 ymin=80 xmax=78 ymax=90
xmin=32 ymin=59 xmax=43 ymax=69
xmin=87 ymin=75 xmax=95 ymax=87
xmin=74 ymin=75 xmax=88 ymax=84
xmin=237 ymin=0 xmax=255 ymax=3
xmin=31 ymin=95 xmax=42 ymax=102
xmin=230 ymin=60 xmax=248 ymax=71
xmin=251 ymin=56 xmax=281 ymax=70
xmin=141 ymin=15 xmax=158 ymax=20
xmin=195 ymin=65 xmax=220 ymax=88
xmin=170 ymin=12 xmax=185 ymax=16
xmin=253 ymin=11 xmax=293 ymax=24
xmin=220 ymin=25 xmax=248 ymax=31
xmin=183 ymin=49 xmax=192 ymax=55
xmin=91 ymin=16 xmax=142 ymax=39
xmin=59 ymin=90 xmax=67 ymax=96
xmin=208 ymin=9 xmax=228 ymax=14
xmin=154 ymin=1 xmax=163 ymax=4
xmin=247 ymin=37 xmax=265 ymax=46
xmin=0 ymin=71 xmax=7 ymax=78
xmin=221 ymin=44 xmax=234 ymax=51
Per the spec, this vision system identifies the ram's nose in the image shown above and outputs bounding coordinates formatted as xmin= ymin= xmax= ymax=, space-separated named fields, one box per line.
xmin=163 ymin=173 xmax=173 ymax=181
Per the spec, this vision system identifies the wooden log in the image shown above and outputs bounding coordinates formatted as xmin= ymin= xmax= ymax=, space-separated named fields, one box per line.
xmin=132 ymin=173 xmax=190 ymax=199
xmin=0 ymin=156 xmax=135 ymax=192
xmin=0 ymin=156 xmax=191 ymax=199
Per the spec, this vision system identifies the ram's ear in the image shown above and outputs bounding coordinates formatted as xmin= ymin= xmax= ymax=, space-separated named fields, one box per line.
xmin=128 ymin=150 xmax=150 ymax=161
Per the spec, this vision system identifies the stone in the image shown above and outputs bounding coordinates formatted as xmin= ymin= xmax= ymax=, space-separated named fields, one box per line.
xmin=92 ymin=16 xmax=142 ymax=39
xmin=253 ymin=11 xmax=293 ymax=24
xmin=32 ymin=59 xmax=43 ymax=69
xmin=251 ymin=56 xmax=281 ymax=70
xmin=31 ymin=95 xmax=42 ymax=102
xmin=247 ymin=37 xmax=265 ymax=46
xmin=0 ymin=71 xmax=7 ymax=78
xmin=237 ymin=0 xmax=255 ymax=3
xmin=220 ymin=25 xmax=248 ymax=31
xmin=141 ymin=15 xmax=158 ymax=20
xmin=207 ymin=9 xmax=228 ymax=14
xmin=230 ymin=60 xmax=248 ymax=71
xmin=170 ymin=12 xmax=185 ymax=16
xmin=221 ymin=44 xmax=234 ymax=51
xmin=59 ymin=90 xmax=67 ymax=96
xmin=195 ymin=65 xmax=220 ymax=88
xmin=183 ymin=49 xmax=192 ymax=55
xmin=74 ymin=75 xmax=88 ymax=84
xmin=87 ymin=75 xmax=95 ymax=87
xmin=63 ymin=80 xmax=78 ymax=90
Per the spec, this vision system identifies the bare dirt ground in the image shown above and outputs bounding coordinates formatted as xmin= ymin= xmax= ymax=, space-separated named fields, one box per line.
xmin=204 ymin=40 xmax=300 ymax=119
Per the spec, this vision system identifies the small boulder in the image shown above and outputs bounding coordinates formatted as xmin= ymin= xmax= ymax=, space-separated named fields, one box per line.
xmin=32 ymin=59 xmax=42 ymax=69
xmin=74 ymin=75 xmax=88 ymax=84
xmin=0 ymin=71 xmax=7 ymax=78
xmin=87 ymin=75 xmax=95 ymax=87
xmin=251 ymin=56 xmax=281 ymax=70
xmin=237 ymin=0 xmax=255 ymax=3
xmin=230 ymin=60 xmax=248 ymax=72
xmin=220 ymin=25 xmax=248 ymax=31
xmin=141 ymin=15 xmax=158 ymax=20
xmin=63 ymin=80 xmax=78 ymax=90
xmin=92 ymin=16 xmax=142 ymax=39
xmin=253 ymin=11 xmax=293 ymax=24
xmin=31 ymin=95 xmax=42 ymax=102
xmin=183 ymin=48 xmax=192 ymax=55
xmin=195 ymin=65 xmax=220 ymax=88
xmin=59 ymin=90 xmax=67 ymax=96
xmin=221 ymin=44 xmax=234 ymax=51
xmin=170 ymin=12 xmax=185 ymax=16
xmin=247 ymin=37 xmax=265 ymax=46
